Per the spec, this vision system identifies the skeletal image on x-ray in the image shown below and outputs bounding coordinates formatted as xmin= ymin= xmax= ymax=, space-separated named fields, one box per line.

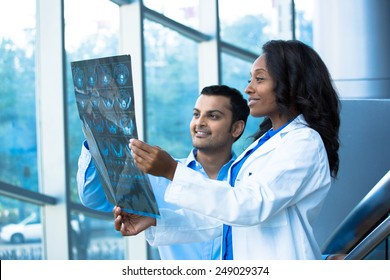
xmin=71 ymin=55 xmax=159 ymax=218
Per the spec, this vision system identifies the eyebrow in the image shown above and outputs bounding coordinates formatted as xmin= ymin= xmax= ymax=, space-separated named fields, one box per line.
xmin=193 ymin=108 xmax=226 ymax=115
xmin=252 ymin=67 xmax=268 ymax=73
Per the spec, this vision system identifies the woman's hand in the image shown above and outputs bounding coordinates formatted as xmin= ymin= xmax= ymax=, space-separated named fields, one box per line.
xmin=129 ymin=139 xmax=177 ymax=180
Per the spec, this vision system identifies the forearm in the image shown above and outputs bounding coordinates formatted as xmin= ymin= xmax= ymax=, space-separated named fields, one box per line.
xmin=77 ymin=141 xmax=114 ymax=212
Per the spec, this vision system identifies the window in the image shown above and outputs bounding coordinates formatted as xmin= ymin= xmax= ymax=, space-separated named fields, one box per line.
xmin=144 ymin=19 xmax=199 ymax=158
xmin=69 ymin=211 xmax=124 ymax=260
xmin=0 ymin=1 xmax=38 ymax=192
xmin=64 ymin=0 xmax=119 ymax=205
xmin=0 ymin=1 xmax=43 ymax=260
xmin=219 ymin=0 xmax=291 ymax=52
xmin=64 ymin=0 xmax=126 ymax=260
xmin=0 ymin=200 xmax=43 ymax=260
xmin=144 ymin=0 xmax=200 ymax=29
xmin=294 ymin=0 xmax=314 ymax=46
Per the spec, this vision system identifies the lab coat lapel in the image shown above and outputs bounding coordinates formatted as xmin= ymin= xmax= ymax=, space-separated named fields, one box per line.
xmin=240 ymin=132 xmax=282 ymax=170
xmin=229 ymin=134 xmax=281 ymax=182
xmin=234 ymin=115 xmax=306 ymax=179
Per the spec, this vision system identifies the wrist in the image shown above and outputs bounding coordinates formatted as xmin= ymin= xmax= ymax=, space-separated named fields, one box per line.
xmin=167 ymin=161 xmax=178 ymax=181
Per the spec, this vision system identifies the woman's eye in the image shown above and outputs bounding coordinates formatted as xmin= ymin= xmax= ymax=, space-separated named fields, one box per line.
xmin=255 ymin=77 xmax=265 ymax=82
xmin=248 ymin=77 xmax=265 ymax=84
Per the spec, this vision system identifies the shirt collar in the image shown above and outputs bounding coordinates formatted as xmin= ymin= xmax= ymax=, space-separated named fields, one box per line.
xmin=185 ymin=148 xmax=236 ymax=170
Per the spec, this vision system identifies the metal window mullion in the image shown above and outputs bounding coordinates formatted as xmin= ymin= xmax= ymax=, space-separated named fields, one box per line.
xmin=220 ymin=42 xmax=259 ymax=63
xmin=198 ymin=0 xmax=220 ymax=89
xmin=119 ymin=1 xmax=148 ymax=260
xmin=36 ymin=0 xmax=68 ymax=260
xmin=144 ymin=6 xmax=211 ymax=43
xmin=0 ymin=181 xmax=57 ymax=206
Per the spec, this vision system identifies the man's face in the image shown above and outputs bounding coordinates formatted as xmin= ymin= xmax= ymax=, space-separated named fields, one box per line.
xmin=190 ymin=94 xmax=236 ymax=152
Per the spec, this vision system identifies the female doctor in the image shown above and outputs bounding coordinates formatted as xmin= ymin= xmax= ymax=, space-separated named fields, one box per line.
xmin=124 ymin=39 xmax=341 ymax=259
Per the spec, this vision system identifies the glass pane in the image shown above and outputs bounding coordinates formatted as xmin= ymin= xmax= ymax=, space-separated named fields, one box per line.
xmin=0 ymin=1 xmax=38 ymax=191
xmin=294 ymin=0 xmax=314 ymax=46
xmin=144 ymin=0 xmax=199 ymax=29
xmin=221 ymin=53 xmax=261 ymax=154
xmin=0 ymin=198 xmax=43 ymax=260
xmin=219 ymin=0 xmax=292 ymax=52
xmin=64 ymin=0 xmax=119 ymax=204
xmin=144 ymin=19 xmax=199 ymax=159
xmin=69 ymin=211 xmax=125 ymax=260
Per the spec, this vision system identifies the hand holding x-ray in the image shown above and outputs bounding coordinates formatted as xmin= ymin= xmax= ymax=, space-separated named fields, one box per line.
xmin=129 ymin=139 xmax=178 ymax=181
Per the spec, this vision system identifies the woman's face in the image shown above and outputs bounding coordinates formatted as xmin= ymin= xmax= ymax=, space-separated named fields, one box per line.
xmin=244 ymin=55 xmax=279 ymax=121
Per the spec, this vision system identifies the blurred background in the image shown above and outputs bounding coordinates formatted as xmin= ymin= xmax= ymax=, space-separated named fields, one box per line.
xmin=0 ymin=0 xmax=389 ymax=260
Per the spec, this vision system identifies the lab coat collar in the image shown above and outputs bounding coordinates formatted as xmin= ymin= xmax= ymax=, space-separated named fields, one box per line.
xmin=234 ymin=114 xmax=307 ymax=163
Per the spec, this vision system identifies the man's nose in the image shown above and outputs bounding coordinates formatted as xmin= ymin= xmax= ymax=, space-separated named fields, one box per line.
xmin=195 ymin=114 xmax=207 ymax=125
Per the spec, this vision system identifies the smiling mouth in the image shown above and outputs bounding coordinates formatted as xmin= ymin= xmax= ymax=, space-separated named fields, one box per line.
xmin=248 ymin=98 xmax=260 ymax=106
xmin=195 ymin=130 xmax=210 ymax=137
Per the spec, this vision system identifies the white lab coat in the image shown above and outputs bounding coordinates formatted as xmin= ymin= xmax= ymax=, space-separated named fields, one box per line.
xmin=146 ymin=115 xmax=331 ymax=259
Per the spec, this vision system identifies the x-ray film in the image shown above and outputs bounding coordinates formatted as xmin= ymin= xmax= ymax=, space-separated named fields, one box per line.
xmin=71 ymin=55 xmax=159 ymax=217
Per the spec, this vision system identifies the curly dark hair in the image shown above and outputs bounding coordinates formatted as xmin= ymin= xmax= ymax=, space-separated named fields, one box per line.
xmin=201 ymin=85 xmax=250 ymax=142
xmin=252 ymin=40 xmax=341 ymax=178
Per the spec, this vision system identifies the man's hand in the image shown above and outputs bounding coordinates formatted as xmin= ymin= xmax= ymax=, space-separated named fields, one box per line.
xmin=113 ymin=206 xmax=156 ymax=236
xmin=129 ymin=139 xmax=178 ymax=180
